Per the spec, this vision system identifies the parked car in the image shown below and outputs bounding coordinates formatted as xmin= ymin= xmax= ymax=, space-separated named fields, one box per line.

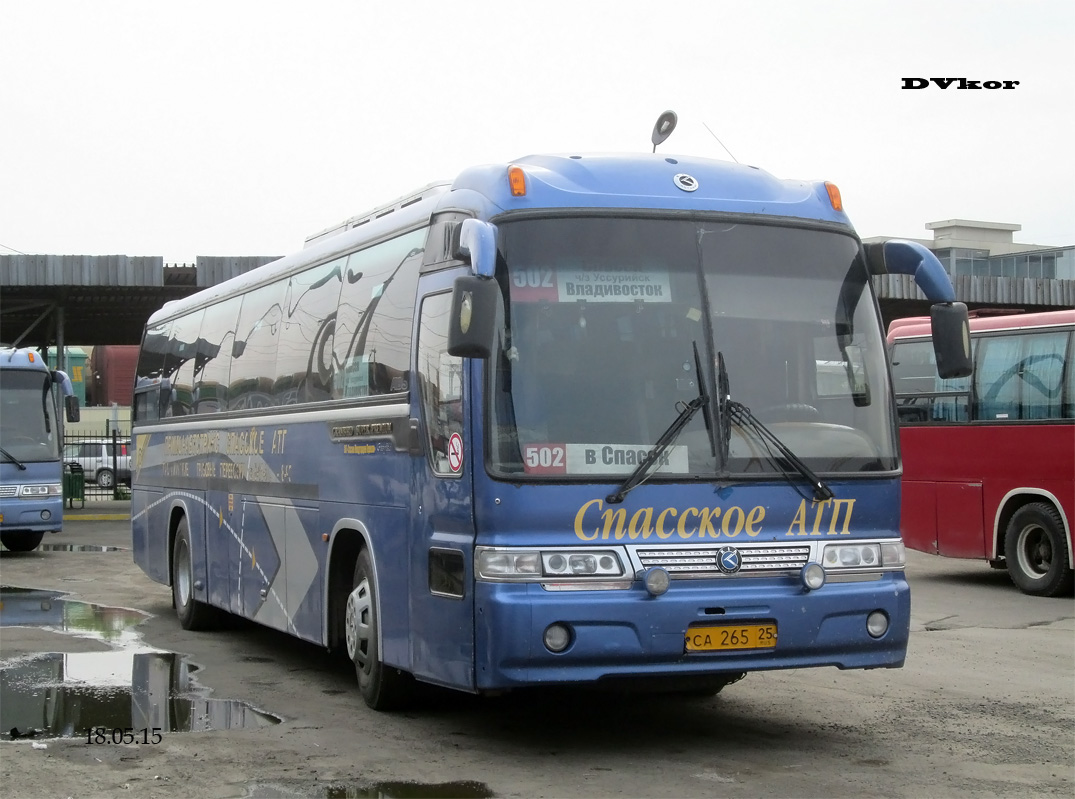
xmin=63 ymin=439 xmax=132 ymax=488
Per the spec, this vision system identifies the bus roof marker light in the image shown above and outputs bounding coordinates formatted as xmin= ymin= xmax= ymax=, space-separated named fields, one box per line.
xmin=508 ymin=165 xmax=527 ymax=197
xmin=825 ymin=182 xmax=843 ymax=211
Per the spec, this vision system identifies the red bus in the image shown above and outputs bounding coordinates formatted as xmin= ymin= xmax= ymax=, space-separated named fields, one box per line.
xmin=888 ymin=309 xmax=1074 ymax=597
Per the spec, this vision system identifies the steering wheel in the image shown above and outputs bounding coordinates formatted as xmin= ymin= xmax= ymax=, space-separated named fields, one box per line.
xmin=758 ymin=403 xmax=822 ymax=422
xmin=3 ymin=435 xmax=43 ymax=446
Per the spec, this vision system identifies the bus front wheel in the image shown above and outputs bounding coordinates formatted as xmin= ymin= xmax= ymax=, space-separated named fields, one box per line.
xmin=172 ymin=518 xmax=217 ymax=630
xmin=0 ymin=531 xmax=45 ymax=552
xmin=1004 ymin=503 xmax=1074 ymax=597
xmin=346 ymin=549 xmax=412 ymax=710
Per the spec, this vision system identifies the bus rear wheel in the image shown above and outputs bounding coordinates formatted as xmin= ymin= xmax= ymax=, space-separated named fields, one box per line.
xmin=0 ymin=531 xmax=45 ymax=552
xmin=345 ymin=549 xmax=412 ymax=710
xmin=1004 ymin=503 xmax=1074 ymax=597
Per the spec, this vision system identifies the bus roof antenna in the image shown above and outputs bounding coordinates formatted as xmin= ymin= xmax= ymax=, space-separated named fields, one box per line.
xmin=651 ymin=110 xmax=678 ymax=152
xmin=702 ymin=121 xmax=739 ymax=163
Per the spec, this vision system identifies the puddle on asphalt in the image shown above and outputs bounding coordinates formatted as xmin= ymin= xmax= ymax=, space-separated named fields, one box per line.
xmin=0 ymin=586 xmax=147 ymax=647
xmin=39 ymin=543 xmax=127 ymax=552
xmin=0 ymin=586 xmax=281 ymax=740
xmin=246 ymin=781 xmax=495 ymax=798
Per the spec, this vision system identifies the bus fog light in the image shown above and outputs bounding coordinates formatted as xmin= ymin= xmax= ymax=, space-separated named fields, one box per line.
xmin=866 ymin=611 xmax=889 ymax=638
xmin=40 ymin=510 xmax=52 ymax=521
xmin=543 ymin=623 xmax=572 ymax=652
xmin=800 ymin=562 xmax=826 ymax=591
xmin=642 ymin=567 xmax=670 ymax=597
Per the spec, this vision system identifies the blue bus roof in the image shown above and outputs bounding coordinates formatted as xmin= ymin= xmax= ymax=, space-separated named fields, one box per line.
xmin=449 ymin=152 xmax=851 ymax=226
xmin=0 ymin=347 xmax=50 ymax=370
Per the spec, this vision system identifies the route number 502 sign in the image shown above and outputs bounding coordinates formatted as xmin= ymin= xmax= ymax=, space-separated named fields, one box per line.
xmin=524 ymin=444 xmax=566 ymax=474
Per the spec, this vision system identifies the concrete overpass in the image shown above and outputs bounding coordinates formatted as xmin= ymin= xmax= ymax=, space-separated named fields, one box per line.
xmin=0 ymin=255 xmax=279 ymax=365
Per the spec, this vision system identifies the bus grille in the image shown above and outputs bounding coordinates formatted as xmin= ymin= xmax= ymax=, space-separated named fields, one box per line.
xmin=636 ymin=545 xmax=811 ymax=578
xmin=0 ymin=485 xmax=18 ymax=498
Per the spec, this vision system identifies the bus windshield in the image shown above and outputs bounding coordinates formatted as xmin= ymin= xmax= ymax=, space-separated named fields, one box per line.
xmin=0 ymin=369 xmax=61 ymax=463
xmin=488 ymin=217 xmax=896 ymax=479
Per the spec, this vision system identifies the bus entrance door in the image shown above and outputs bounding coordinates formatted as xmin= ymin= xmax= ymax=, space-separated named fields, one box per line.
xmin=407 ymin=289 xmax=477 ymax=690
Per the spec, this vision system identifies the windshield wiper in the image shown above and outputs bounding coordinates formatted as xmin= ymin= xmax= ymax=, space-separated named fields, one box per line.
xmin=606 ymin=392 xmax=707 ymax=505
xmin=726 ymin=400 xmax=834 ymax=502
xmin=716 ymin=351 xmax=832 ymax=501
xmin=0 ymin=445 xmax=27 ymax=470
xmin=694 ymin=342 xmax=717 ymax=461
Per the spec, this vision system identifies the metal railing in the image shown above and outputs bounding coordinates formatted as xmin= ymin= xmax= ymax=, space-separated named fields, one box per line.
xmin=62 ymin=427 xmax=132 ymax=501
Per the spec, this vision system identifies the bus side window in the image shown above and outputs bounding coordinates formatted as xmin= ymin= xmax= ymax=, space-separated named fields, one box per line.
xmin=976 ymin=330 xmax=1069 ymax=421
xmin=168 ymin=310 xmax=206 ymax=417
xmin=417 ymin=293 xmax=464 ymax=476
xmin=332 ymin=229 xmax=425 ymax=400
xmin=890 ymin=339 xmax=970 ymax=423
xmin=230 ymin=283 xmax=284 ymax=411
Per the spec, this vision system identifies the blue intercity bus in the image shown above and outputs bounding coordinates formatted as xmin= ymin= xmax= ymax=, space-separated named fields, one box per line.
xmin=1 ymin=347 xmax=80 ymax=551
xmin=130 ymin=145 xmax=971 ymax=709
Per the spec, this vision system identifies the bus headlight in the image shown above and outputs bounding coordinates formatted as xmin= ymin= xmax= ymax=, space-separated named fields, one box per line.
xmin=823 ymin=543 xmax=880 ymax=569
xmin=541 ymin=551 xmax=623 ymax=577
xmin=879 ymin=541 xmax=906 ymax=567
xmin=477 ymin=551 xmax=541 ymax=578
xmin=476 ymin=548 xmax=626 ymax=581
xmin=822 ymin=542 xmax=905 ymax=570
xmin=21 ymin=483 xmax=62 ymax=497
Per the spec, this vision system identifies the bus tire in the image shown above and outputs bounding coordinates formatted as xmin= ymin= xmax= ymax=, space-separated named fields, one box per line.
xmin=0 ymin=531 xmax=45 ymax=552
xmin=346 ymin=549 xmax=412 ymax=710
xmin=1004 ymin=503 xmax=1074 ymax=597
xmin=172 ymin=517 xmax=217 ymax=630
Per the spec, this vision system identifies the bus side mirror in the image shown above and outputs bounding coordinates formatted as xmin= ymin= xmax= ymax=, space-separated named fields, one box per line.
xmin=457 ymin=219 xmax=497 ymax=278
xmin=65 ymin=394 xmax=81 ymax=423
xmin=447 ymin=275 xmax=498 ymax=359
xmin=930 ymin=302 xmax=972 ymax=379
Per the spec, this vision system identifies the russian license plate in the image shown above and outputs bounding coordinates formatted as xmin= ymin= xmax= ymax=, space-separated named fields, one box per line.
xmin=685 ymin=623 xmax=777 ymax=652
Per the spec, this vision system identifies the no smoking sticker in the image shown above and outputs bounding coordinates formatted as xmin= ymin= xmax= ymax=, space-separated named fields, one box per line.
xmin=447 ymin=432 xmax=463 ymax=473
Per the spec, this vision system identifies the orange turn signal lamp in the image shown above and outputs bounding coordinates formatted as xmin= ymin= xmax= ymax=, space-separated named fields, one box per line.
xmin=825 ymin=182 xmax=843 ymax=212
xmin=508 ymin=165 xmax=527 ymax=197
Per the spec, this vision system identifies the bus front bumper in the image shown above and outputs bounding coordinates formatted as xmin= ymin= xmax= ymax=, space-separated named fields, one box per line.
xmin=473 ymin=574 xmax=910 ymax=690
xmin=0 ymin=497 xmax=64 ymax=533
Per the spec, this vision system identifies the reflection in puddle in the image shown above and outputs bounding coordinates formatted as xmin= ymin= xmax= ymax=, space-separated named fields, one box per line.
xmin=39 ymin=544 xmax=127 ymax=552
xmin=0 ymin=586 xmax=281 ymax=740
xmin=1 ymin=651 xmax=280 ymax=740
xmin=0 ymin=586 xmax=148 ymax=647
xmin=247 ymin=781 xmax=495 ymax=798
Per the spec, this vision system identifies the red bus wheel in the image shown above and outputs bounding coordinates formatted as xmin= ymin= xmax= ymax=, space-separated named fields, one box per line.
xmin=1004 ymin=503 xmax=1074 ymax=597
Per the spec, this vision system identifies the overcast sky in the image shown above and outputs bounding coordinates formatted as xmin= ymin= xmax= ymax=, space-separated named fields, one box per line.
xmin=2 ymin=0 xmax=1072 ymax=264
